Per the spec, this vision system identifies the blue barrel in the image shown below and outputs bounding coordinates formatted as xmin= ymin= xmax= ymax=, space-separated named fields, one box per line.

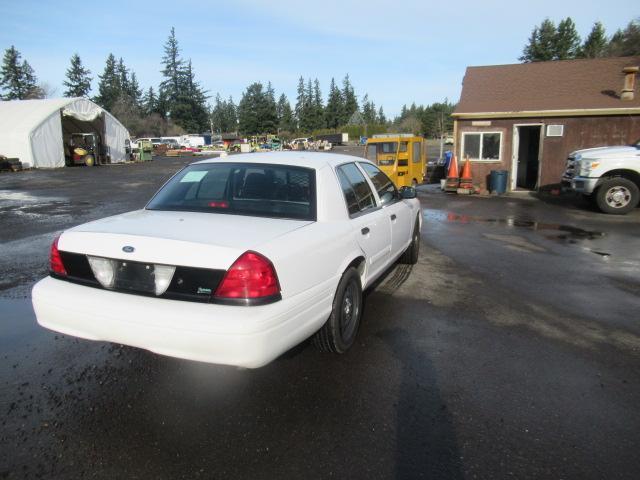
xmin=443 ymin=150 xmax=453 ymax=170
xmin=489 ymin=170 xmax=509 ymax=194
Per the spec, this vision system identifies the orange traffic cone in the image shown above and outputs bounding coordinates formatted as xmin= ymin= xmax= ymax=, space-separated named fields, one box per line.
xmin=444 ymin=155 xmax=459 ymax=192
xmin=459 ymin=156 xmax=473 ymax=190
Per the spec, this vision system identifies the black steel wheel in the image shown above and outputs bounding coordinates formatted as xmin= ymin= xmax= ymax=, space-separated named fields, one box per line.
xmin=313 ymin=267 xmax=363 ymax=353
xmin=399 ymin=217 xmax=421 ymax=265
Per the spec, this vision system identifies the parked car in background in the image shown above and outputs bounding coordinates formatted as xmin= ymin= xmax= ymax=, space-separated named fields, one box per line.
xmin=444 ymin=135 xmax=454 ymax=145
xmin=136 ymin=137 xmax=164 ymax=147
xmin=291 ymin=137 xmax=310 ymax=150
xmin=562 ymin=141 xmax=640 ymax=214
xmin=161 ymin=138 xmax=180 ymax=149
xmin=32 ymin=153 xmax=422 ymax=368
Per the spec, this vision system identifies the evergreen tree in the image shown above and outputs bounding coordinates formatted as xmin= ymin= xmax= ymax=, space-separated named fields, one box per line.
xmin=554 ymin=18 xmax=581 ymax=60
xmin=156 ymin=88 xmax=169 ymax=119
xmin=294 ymin=76 xmax=305 ymax=130
xmin=578 ymin=22 xmax=608 ymax=58
xmin=19 ymin=60 xmax=39 ymax=98
xmin=142 ymin=87 xmax=158 ymax=116
xmin=420 ymin=100 xmax=455 ymax=138
xmin=117 ymin=58 xmax=129 ymax=94
xmin=94 ymin=54 xmax=120 ymax=110
xmin=210 ymin=93 xmax=225 ymax=133
xmin=341 ymin=74 xmax=358 ymax=124
xmin=158 ymin=29 xmax=209 ymax=132
xmin=160 ymin=27 xmax=183 ymax=104
xmin=0 ymin=46 xmax=38 ymax=100
xmin=238 ymin=82 xmax=265 ymax=134
xmin=276 ymin=93 xmax=295 ymax=132
xmin=361 ymin=94 xmax=377 ymax=124
xmin=1 ymin=46 xmax=23 ymax=100
xmin=263 ymin=82 xmax=278 ymax=133
xmin=325 ymin=77 xmax=343 ymax=129
xmin=520 ymin=19 xmax=557 ymax=62
xmin=312 ymin=78 xmax=324 ymax=130
xmin=128 ymin=72 xmax=142 ymax=105
xmin=607 ymin=19 xmax=640 ymax=57
xmin=400 ymin=104 xmax=408 ymax=120
xmin=210 ymin=95 xmax=237 ymax=133
xmin=63 ymin=53 xmax=92 ymax=97
xmin=225 ymin=96 xmax=238 ymax=132
xmin=301 ymin=78 xmax=314 ymax=132
xmin=378 ymin=106 xmax=386 ymax=124
xmin=178 ymin=59 xmax=209 ymax=132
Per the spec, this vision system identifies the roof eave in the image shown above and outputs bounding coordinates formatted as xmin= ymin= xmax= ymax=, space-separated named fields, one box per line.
xmin=452 ymin=107 xmax=640 ymax=119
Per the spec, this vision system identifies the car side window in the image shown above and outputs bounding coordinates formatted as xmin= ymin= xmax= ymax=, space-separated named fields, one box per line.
xmin=336 ymin=163 xmax=377 ymax=216
xmin=359 ymin=162 xmax=398 ymax=207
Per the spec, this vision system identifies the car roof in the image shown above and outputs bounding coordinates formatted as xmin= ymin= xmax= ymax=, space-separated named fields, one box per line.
xmin=193 ymin=152 xmax=373 ymax=170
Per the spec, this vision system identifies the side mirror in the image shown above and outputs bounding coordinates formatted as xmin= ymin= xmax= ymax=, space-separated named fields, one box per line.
xmin=399 ymin=186 xmax=417 ymax=199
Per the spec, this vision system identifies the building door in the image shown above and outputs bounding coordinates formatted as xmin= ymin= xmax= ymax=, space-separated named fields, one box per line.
xmin=513 ymin=125 xmax=542 ymax=190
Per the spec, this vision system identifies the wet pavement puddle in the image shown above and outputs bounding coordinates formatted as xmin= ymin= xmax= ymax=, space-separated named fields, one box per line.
xmin=423 ymin=209 xmax=612 ymax=257
xmin=423 ymin=209 xmax=605 ymax=241
xmin=0 ymin=297 xmax=41 ymax=351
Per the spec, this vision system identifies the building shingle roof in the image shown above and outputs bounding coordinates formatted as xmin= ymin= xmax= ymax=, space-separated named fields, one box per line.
xmin=454 ymin=56 xmax=640 ymax=116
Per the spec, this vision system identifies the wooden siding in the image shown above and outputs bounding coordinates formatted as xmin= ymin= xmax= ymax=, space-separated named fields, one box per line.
xmin=454 ymin=115 xmax=640 ymax=190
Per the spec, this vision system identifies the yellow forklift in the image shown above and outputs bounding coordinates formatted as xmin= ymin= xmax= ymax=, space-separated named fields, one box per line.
xmin=364 ymin=134 xmax=426 ymax=187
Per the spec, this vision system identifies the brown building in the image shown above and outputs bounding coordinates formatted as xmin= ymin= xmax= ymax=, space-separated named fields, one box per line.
xmin=452 ymin=56 xmax=640 ymax=191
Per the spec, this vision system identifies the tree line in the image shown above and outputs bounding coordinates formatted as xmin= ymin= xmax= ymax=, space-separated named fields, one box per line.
xmin=213 ymin=74 xmax=388 ymax=136
xmin=0 ymin=28 xmax=209 ymax=136
xmin=0 ymin=33 xmax=389 ymax=138
xmin=520 ymin=17 xmax=640 ymax=62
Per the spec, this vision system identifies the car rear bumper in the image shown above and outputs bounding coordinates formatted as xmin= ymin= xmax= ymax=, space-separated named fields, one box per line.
xmin=32 ymin=276 xmax=335 ymax=368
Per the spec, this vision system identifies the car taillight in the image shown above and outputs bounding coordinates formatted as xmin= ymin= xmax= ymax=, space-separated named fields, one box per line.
xmin=214 ymin=251 xmax=280 ymax=300
xmin=50 ymin=235 xmax=67 ymax=276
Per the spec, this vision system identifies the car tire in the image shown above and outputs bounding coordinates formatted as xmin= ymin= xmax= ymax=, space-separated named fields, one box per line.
xmin=399 ymin=218 xmax=420 ymax=265
xmin=595 ymin=177 xmax=639 ymax=215
xmin=313 ymin=267 xmax=363 ymax=353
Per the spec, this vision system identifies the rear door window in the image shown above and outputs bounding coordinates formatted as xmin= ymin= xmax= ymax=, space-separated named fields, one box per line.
xmin=336 ymin=163 xmax=377 ymax=216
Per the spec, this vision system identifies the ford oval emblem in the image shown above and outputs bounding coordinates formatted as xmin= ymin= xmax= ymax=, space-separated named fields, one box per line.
xmin=122 ymin=246 xmax=135 ymax=253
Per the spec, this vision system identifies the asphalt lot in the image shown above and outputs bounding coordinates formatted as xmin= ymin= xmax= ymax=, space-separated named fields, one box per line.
xmin=1 ymin=148 xmax=640 ymax=479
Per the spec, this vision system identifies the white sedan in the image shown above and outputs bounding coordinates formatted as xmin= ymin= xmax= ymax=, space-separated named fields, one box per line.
xmin=32 ymin=153 xmax=422 ymax=368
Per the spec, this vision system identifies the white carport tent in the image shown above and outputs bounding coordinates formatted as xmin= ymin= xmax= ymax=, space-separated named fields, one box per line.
xmin=0 ymin=98 xmax=130 ymax=168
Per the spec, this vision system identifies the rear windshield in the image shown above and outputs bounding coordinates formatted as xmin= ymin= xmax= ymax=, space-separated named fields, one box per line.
xmin=147 ymin=163 xmax=316 ymax=221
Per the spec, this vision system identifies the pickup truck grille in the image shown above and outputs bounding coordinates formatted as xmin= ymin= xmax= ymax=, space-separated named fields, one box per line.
xmin=55 ymin=251 xmax=225 ymax=303
xmin=563 ymin=155 xmax=577 ymax=180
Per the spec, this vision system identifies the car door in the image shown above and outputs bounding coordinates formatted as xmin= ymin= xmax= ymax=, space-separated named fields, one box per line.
xmin=336 ymin=163 xmax=391 ymax=281
xmin=359 ymin=162 xmax=414 ymax=259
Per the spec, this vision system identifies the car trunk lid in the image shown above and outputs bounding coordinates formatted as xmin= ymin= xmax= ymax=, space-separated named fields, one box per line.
xmin=59 ymin=209 xmax=313 ymax=270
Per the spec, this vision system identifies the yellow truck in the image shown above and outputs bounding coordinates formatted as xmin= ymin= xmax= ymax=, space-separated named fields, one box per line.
xmin=364 ymin=134 xmax=426 ymax=187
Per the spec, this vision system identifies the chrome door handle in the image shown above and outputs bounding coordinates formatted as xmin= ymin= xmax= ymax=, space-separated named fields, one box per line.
xmin=361 ymin=227 xmax=370 ymax=235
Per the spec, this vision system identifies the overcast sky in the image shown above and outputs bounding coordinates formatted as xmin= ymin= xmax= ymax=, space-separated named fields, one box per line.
xmin=0 ymin=0 xmax=637 ymax=116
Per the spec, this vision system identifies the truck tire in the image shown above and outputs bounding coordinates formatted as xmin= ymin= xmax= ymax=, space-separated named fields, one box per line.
xmin=313 ymin=267 xmax=362 ymax=353
xmin=595 ymin=177 xmax=639 ymax=215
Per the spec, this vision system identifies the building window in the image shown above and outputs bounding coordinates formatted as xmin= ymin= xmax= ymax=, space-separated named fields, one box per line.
xmin=462 ymin=132 xmax=502 ymax=161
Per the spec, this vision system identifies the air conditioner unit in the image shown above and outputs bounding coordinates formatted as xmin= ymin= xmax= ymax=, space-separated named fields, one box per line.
xmin=546 ymin=125 xmax=564 ymax=137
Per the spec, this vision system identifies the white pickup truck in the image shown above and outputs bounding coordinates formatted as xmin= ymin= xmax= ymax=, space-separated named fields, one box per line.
xmin=562 ymin=142 xmax=640 ymax=214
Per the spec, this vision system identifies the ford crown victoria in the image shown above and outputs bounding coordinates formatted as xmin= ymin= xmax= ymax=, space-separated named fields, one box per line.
xmin=32 ymin=153 xmax=422 ymax=367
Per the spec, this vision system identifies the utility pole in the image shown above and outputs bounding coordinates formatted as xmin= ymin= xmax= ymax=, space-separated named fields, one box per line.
xmin=439 ymin=110 xmax=445 ymax=161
